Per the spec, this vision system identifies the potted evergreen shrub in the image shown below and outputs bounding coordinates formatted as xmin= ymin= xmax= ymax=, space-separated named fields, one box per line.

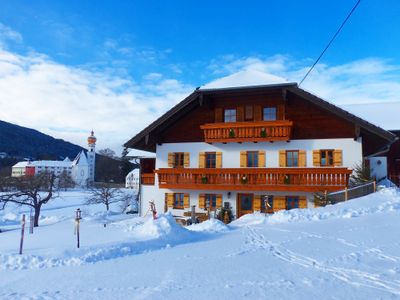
xmin=260 ymin=128 xmax=267 ymax=138
xmin=240 ymin=175 xmax=248 ymax=184
xmin=229 ymin=129 xmax=235 ymax=138
xmin=201 ymin=175 xmax=208 ymax=184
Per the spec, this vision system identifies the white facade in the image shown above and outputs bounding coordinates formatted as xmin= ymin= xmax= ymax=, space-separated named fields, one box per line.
xmin=11 ymin=161 xmax=29 ymax=177
xmin=369 ymin=156 xmax=387 ymax=182
xmin=140 ymin=138 xmax=362 ymax=217
xmin=125 ymin=169 xmax=140 ymax=189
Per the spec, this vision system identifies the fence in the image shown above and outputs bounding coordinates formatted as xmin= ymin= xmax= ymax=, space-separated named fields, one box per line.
xmin=315 ymin=181 xmax=376 ymax=207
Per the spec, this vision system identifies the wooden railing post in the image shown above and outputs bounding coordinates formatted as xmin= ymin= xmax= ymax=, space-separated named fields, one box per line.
xmin=373 ymin=181 xmax=376 ymax=192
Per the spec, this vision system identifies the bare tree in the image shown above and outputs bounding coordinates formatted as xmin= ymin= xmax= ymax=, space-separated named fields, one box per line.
xmin=98 ymin=148 xmax=116 ymax=158
xmin=58 ymin=170 xmax=75 ymax=190
xmin=0 ymin=172 xmax=58 ymax=227
xmin=86 ymin=183 xmax=130 ymax=211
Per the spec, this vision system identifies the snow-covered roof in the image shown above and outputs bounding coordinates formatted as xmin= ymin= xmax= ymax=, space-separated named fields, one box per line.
xmin=72 ymin=151 xmax=88 ymax=166
xmin=12 ymin=161 xmax=30 ymax=168
xmin=30 ymin=160 xmax=72 ymax=168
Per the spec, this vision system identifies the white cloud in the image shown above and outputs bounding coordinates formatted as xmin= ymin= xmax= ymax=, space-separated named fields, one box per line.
xmin=0 ymin=48 xmax=193 ymax=153
xmin=0 ymin=23 xmax=22 ymax=46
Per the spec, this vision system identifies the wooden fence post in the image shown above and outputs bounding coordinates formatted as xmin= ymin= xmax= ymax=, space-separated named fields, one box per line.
xmin=191 ymin=205 xmax=196 ymax=224
xmin=373 ymin=181 xmax=376 ymax=192
xmin=19 ymin=214 xmax=26 ymax=255
xmin=75 ymin=208 xmax=81 ymax=249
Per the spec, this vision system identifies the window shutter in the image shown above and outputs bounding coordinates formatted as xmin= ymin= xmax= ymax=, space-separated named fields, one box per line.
xmin=215 ymin=108 xmax=223 ymax=123
xmin=198 ymin=194 xmax=205 ymax=209
xmin=299 ymin=196 xmax=307 ymax=209
xmin=258 ymin=151 xmax=265 ymax=167
xmin=216 ymin=194 xmax=222 ymax=207
xmin=299 ymin=150 xmax=306 ymax=167
xmin=312 ymin=150 xmax=321 ymax=167
xmin=333 ymin=149 xmax=342 ymax=166
xmin=273 ymin=196 xmax=286 ymax=211
xmin=184 ymin=152 xmax=190 ymax=167
xmin=240 ymin=151 xmax=247 ymax=168
xmin=168 ymin=153 xmax=174 ymax=167
xmin=216 ymin=152 xmax=222 ymax=168
xmin=279 ymin=150 xmax=286 ymax=167
xmin=199 ymin=152 xmax=205 ymax=168
xmin=237 ymin=106 xmax=244 ymax=122
xmin=184 ymin=194 xmax=190 ymax=208
xmin=166 ymin=193 xmax=174 ymax=208
xmin=253 ymin=195 xmax=261 ymax=211
xmin=254 ymin=105 xmax=262 ymax=121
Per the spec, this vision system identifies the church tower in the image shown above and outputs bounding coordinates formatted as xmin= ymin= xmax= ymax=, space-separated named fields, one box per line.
xmin=87 ymin=130 xmax=96 ymax=183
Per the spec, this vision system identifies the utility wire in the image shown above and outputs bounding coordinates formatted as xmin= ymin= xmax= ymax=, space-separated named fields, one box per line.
xmin=299 ymin=0 xmax=361 ymax=86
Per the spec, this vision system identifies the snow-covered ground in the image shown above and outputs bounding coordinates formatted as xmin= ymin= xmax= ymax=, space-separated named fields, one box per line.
xmin=1 ymin=188 xmax=400 ymax=299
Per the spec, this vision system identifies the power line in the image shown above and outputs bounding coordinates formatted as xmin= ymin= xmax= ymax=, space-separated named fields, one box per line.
xmin=299 ymin=0 xmax=362 ymax=86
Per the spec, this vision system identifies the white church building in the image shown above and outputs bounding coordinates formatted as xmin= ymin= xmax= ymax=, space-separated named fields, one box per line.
xmin=11 ymin=131 xmax=97 ymax=186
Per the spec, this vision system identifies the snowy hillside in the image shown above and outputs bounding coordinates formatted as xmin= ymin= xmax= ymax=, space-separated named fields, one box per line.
xmin=1 ymin=188 xmax=400 ymax=299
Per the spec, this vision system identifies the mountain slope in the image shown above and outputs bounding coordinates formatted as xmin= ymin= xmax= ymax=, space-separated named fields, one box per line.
xmin=0 ymin=120 xmax=84 ymax=159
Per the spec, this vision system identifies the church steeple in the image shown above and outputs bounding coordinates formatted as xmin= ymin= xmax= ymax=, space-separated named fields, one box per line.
xmin=87 ymin=130 xmax=96 ymax=183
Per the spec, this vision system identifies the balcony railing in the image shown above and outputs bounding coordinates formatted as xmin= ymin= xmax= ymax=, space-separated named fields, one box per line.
xmin=141 ymin=173 xmax=155 ymax=185
xmin=155 ymin=167 xmax=352 ymax=192
xmin=200 ymin=120 xmax=293 ymax=143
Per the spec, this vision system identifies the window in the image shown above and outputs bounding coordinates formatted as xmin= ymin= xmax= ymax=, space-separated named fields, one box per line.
xmin=263 ymin=107 xmax=276 ymax=121
xmin=205 ymin=152 xmax=216 ymax=168
xmin=247 ymin=151 xmax=259 ymax=167
xmin=286 ymin=150 xmax=299 ymax=167
xmin=174 ymin=193 xmax=184 ymax=209
xmin=286 ymin=196 xmax=299 ymax=210
xmin=173 ymin=152 xmax=184 ymax=168
xmin=224 ymin=109 xmax=236 ymax=122
xmin=261 ymin=195 xmax=273 ymax=213
xmin=245 ymin=105 xmax=253 ymax=121
xmin=205 ymin=194 xmax=217 ymax=210
xmin=320 ymin=150 xmax=334 ymax=166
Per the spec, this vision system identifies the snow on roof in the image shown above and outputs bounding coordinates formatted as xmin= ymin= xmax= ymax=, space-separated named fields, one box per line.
xmin=201 ymin=69 xmax=288 ymax=90
xmin=12 ymin=161 xmax=30 ymax=168
xmin=72 ymin=151 xmax=88 ymax=166
xmin=31 ymin=160 xmax=72 ymax=168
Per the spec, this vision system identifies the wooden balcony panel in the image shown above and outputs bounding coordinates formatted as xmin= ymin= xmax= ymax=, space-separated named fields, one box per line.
xmin=155 ymin=168 xmax=352 ymax=192
xmin=200 ymin=120 xmax=293 ymax=143
xmin=141 ymin=173 xmax=155 ymax=185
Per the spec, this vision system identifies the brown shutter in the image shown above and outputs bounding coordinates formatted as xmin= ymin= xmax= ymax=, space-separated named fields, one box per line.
xmin=199 ymin=152 xmax=205 ymax=168
xmin=237 ymin=107 xmax=244 ymax=122
xmin=184 ymin=152 xmax=190 ymax=167
xmin=198 ymin=194 xmax=205 ymax=209
xmin=254 ymin=105 xmax=262 ymax=121
xmin=168 ymin=153 xmax=174 ymax=167
xmin=279 ymin=150 xmax=286 ymax=167
xmin=216 ymin=152 xmax=222 ymax=168
xmin=258 ymin=150 xmax=265 ymax=167
xmin=273 ymin=196 xmax=286 ymax=211
xmin=299 ymin=196 xmax=307 ymax=209
xmin=216 ymin=194 xmax=222 ymax=207
xmin=277 ymin=104 xmax=285 ymax=120
xmin=215 ymin=108 xmax=223 ymax=123
xmin=299 ymin=150 xmax=306 ymax=167
xmin=240 ymin=151 xmax=247 ymax=167
xmin=312 ymin=150 xmax=321 ymax=167
xmin=253 ymin=195 xmax=261 ymax=211
xmin=167 ymin=193 xmax=174 ymax=208
xmin=184 ymin=194 xmax=190 ymax=208
xmin=333 ymin=149 xmax=343 ymax=166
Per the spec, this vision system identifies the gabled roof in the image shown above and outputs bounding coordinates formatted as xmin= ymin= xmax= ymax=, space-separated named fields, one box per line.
xmin=124 ymin=83 xmax=396 ymax=151
xmin=73 ymin=151 xmax=88 ymax=166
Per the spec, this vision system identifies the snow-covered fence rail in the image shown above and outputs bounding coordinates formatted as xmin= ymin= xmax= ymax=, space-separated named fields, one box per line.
xmin=315 ymin=181 xmax=376 ymax=206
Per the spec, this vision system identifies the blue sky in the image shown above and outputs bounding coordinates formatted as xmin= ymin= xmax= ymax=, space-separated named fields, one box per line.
xmin=0 ymin=1 xmax=399 ymax=152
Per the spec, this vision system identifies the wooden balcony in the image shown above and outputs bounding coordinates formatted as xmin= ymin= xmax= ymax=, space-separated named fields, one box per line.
xmin=155 ymin=167 xmax=352 ymax=192
xmin=200 ymin=120 xmax=293 ymax=143
xmin=141 ymin=173 xmax=155 ymax=185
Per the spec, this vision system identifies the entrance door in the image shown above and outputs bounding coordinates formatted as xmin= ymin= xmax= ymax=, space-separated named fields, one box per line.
xmin=237 ymin=193 xmax=254 ymax=217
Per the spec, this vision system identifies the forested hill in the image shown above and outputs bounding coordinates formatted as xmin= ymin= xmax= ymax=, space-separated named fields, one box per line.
xmin=0 ymin=120 xmax=84 ymax=159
